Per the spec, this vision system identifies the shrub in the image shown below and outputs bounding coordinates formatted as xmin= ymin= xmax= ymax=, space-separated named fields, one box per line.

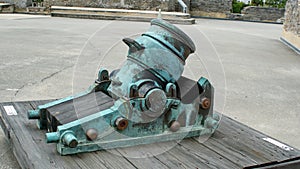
xmin=251 ymin=0 xmax=264 ymax=6
xmin=265 ymin=0 xmax=287 ymax=8
xmin=232 ymin=0 xmax=248 ymax=13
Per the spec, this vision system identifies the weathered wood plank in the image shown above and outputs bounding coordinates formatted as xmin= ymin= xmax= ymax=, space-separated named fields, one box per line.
xmin=1 ymin=100 xmax=300 ymax=169
xmin=154 ymin=142 xmax=213 ymax=169
xmin=0 ymin=102 xmax=59 ymax=169
xmin=47 ymin=91 xmax=114 ymax=124
xmin=29 ymin=92 xmax=114 ymax=126
xmin=200 ymin=115 xmax=300 ymax=168
xmin=177 ymin=138 xmax=241 ymax=169
xmin=244 ymin=157 xmax=300 ymax=169
xmin=113 ymin=143 xmax=175 ymax=169
xmin=116 ymin=140 xmax=238 ymax=169
xmin=0 ymin=105 xmax=11 ymax=139
xmin=0 ymin=101 xmax=136 ymax=169
xmin=30 ymin=100 xmax=54 ymax=109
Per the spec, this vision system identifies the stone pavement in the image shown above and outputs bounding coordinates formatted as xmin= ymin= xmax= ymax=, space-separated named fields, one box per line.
xmin=0 ymin=14 xmax=299 ymax=168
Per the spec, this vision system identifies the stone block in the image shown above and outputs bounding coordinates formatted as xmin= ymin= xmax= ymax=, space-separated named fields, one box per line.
xmin=190 ymin=0 xmax=232 ymax=18
xmin=282 ymin=0 xmax=300 ymax=52
xmin=241 ymin=6 xmax=285 ymax=22
xmin=0 ymin=3 xmax=14 ymax=13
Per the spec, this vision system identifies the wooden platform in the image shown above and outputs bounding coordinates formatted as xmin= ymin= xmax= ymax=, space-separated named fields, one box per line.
xmin=1 ymin=100 xmax=300 ymax=169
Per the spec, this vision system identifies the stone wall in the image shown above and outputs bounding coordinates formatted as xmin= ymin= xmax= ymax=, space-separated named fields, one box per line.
xmin=2 ymin=0 xmax=233 ymax=18
xmin=44 ymin=0 xmax=233 ymax=17
xmin=1 ymin=0 xmax=30 ymax=8
xmin=43 ymin=0 xmax=174 ymax=11
xmin=282 ymin=0 xmax=300 ymax=51
xmin=241 ymin=6 xmax=285 ymax=22
xmin=190 ymin=0 xmax=232 ymax=18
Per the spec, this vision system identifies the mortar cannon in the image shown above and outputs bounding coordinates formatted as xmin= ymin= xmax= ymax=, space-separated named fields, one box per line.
xmin=28 ymin=19 xmax=220 ymax=155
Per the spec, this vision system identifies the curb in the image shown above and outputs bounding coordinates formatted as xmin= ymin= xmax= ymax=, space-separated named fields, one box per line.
xmin=280 ymin=37 xmax=300 ymax=55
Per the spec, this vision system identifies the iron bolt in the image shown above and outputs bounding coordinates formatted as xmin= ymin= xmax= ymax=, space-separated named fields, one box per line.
xmin=206 ymin=118 xmax=218 ymax=129
xmin=115 ymin=117 xmax=128 ymax=130
xmin=145 ymin=89 xmax=167 ymax=113
xmin=62 ymin=132 xmax=78 ymax=148
xmin=86 ymin=128 xmax=98 ymax=141
xmin=170 ymin=121 xmax=181 ymax=132
xmin=201 ymin=97 xmax=211 ymax=110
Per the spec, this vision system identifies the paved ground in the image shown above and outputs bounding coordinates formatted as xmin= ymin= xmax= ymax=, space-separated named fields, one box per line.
xmin=0 ymin=14 xmax=299 ymax=168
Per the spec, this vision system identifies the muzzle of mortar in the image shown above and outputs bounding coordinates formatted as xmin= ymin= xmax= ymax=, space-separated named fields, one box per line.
xmin=28 ymin=19 xmax=220 ymax=155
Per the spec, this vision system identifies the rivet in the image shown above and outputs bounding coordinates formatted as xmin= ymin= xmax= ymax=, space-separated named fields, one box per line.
xmin=115 ymin=117 xmax=128 ymax=130
xmin=86 ymin=128 xmax=98 ymax=141
xmin=170 ymin=121 xmax=181 ymax=132
xmin=201 ymin=97 xmax=211 ymax=110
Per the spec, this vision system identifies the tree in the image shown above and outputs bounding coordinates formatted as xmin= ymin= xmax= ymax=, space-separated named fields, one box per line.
xmin=251 ymin=0 xmax=264 ymax=6
xmin=232 ymin=0 xmax=248 ymax=13
xmin=265 ymin=0 xmax=287 ymax=8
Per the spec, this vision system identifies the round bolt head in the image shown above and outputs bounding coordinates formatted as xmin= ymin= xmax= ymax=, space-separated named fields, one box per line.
xmin=116 ymin=117 xmax=128 ymax=130
xmin=69 ymin=139 xmax=78 ymax=148
xmin=62 ymin=133 xmax=78 ymax=148
xmin=201 ymin=97 xmax=211 ymax=110
xmin=170 ymin=121 xmax=181 ymax=132
xmin=86 ymin=128 xmax=98 ymax=141
xmin=146 ymin=89 xmax=167 ymax=113
xmin=206 ymin=118 xmax=218 ymax=129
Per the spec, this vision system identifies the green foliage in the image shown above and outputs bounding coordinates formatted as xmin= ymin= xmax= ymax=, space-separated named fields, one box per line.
xmin=232 ymin=0 xmax=248 ymax=13
xmin=32 ymin=0 xmax=43 ymax=2
xmin=265 ymin=0 xmax=287 ymax=8
xmin=251 ymin=0 xmax=264 ymax=6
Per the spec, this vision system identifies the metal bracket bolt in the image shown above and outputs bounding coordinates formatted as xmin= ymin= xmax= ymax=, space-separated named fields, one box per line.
xmin=115 ymin=117 xmax=129 ymax=130
xmin=86 ymin=128 xmax=98 ymax=141
xmin=170 ymin=120 xmax=181 ymax=132
xmin=200 ymin=97 xmax=211 ymax=110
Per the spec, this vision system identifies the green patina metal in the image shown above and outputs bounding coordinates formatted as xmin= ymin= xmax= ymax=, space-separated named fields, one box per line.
xmin=28 ymin=18 xmax=220 ymax=155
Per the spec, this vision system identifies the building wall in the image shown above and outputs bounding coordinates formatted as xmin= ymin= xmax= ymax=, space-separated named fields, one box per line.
xmin=282 ymin=0 xmax=300 ymax=50
xmin=1 ymin=0 xmax=30 ymax=8
xmin=44 ymin=0 xmax=233 ymax=18
xmin=2 ymin=0 xmax=233 ymax=18
xmin=43 ymin=0 xmax=174 ymax=11
xmin=190 ymin=0 xmax=232 ymax=18
xmin=241 ymin=6 xmax=285 ymax=22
